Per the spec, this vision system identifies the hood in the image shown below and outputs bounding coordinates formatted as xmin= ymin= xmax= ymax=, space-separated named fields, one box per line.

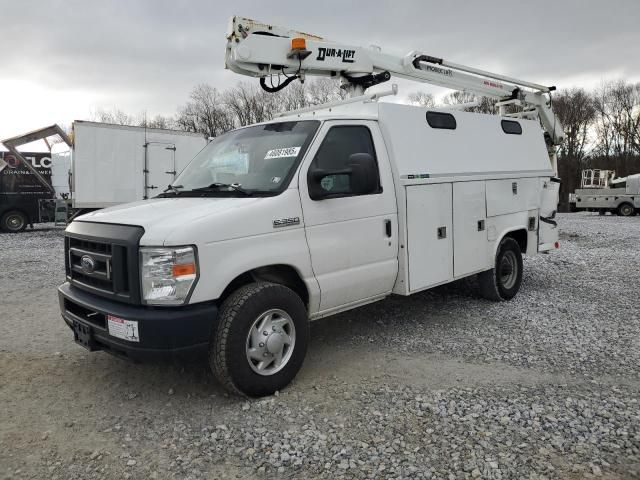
xmin=75 ymin=189 xmax=303 ymax=245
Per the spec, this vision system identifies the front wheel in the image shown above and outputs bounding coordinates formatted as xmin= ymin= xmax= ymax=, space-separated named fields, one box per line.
xmin=478 ymin=237 xmax=523 ymax=301
xmin=1 ymin=210 xmax=28 ymax=232
xmin=210 ymin=282 xmax=309 ymax=397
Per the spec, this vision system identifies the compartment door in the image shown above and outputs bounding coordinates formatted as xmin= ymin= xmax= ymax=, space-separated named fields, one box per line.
xmin=406 ymin=184 xmax=453 ymax=292
xmin=453 ymin=181 xmax=489 ymax=277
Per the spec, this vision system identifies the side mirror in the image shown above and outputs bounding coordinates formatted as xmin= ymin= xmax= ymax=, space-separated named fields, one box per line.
xmin=347 ymin=153 xmax=378 ymax=195
xmin=308 ymin=152 xmax=378 ymax=200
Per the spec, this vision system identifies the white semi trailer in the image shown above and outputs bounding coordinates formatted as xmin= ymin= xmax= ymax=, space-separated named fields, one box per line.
xmin=63 ymin=121 xmax=207 ymax=211
xmin=59 ymin=17 xmax=563 ymax=397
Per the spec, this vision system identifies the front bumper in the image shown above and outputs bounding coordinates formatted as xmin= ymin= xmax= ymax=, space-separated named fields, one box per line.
xmin=58 ymin=282 xmax=217 ymax=361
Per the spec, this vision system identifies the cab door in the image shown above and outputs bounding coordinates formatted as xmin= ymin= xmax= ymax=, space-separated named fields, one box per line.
xmin=298 ymin=121 xmax=398 ymax=312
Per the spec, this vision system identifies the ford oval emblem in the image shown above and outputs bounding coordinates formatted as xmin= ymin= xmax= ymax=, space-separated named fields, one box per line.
xmin=80 ymin=255 xmax=96 ymax=274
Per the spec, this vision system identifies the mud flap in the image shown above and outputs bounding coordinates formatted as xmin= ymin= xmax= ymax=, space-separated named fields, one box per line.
xmin=539 ymin=177 xmax=560 ymax=251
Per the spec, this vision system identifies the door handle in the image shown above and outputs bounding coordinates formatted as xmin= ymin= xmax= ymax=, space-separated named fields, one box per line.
xmin=384 ymin=219 xmax=392 ymax=237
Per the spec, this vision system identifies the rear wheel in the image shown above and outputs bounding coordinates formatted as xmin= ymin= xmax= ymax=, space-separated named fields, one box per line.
xmin=210 ymin=282 xmax=309 ymax=397
xmin=1 ymin=210 xmax=28 ymax=232
xmin=618 ymin=203 xmax=635 ymax=217
xmin=478 ymin=237 xmax=523 ymax=301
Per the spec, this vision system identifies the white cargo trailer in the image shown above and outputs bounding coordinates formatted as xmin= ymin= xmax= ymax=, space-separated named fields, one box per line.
xmin=69 ymin=121 xmax=206 ymax=209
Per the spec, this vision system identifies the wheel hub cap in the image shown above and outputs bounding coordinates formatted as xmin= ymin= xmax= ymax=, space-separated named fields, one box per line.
xmin=499 ymin=250 xmax=518 ymax=290
xmin=8 ymin=216 xmax=22 ymax=229
xmin=266 ymin=332 xmax=285 ymax=353
xmin=246 ymin=309 xmax=296 ymax=376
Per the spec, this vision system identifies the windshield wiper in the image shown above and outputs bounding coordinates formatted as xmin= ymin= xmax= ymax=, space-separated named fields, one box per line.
xmin=163 ymin=184 xmax=184 ymax=194
xmin=190 ymin=183 xmax=253 ymax=196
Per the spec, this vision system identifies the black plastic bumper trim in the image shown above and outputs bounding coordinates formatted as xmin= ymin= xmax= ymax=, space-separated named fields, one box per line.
xmin=58 ymin=282 xmax=217 ymax=361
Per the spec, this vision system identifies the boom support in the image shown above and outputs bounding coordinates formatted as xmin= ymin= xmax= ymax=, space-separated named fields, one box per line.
xmin=225 ymin=16 xmax=564 ymax=171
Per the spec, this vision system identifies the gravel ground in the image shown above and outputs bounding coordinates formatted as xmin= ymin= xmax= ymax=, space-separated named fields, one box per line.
xmin=1 ymin=213 xmax=639 ymax=479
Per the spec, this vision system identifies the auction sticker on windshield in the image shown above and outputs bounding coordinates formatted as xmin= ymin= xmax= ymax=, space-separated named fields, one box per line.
xmin=107 ymin=315 xmax=140 ymax=342
xmin=264 ymin=147 xmax=301 ymax=159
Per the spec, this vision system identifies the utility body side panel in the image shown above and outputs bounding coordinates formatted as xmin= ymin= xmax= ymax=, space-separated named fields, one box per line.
xmin=486 ymin=178 xmax=540 ymax=217
xmin=377 ymin=103 xmax=552 ymax=179
xmin=406 ymin=184 xmax=453 ymax=292
xmin=574 ymin=188 xmax=640 ymax=210
xmin=453 ymin=181 xmax=489 ymax=277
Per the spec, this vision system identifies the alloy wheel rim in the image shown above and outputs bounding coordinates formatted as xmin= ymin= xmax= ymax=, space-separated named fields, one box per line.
xmin=245 ymin=309 xmax=296 ymax=376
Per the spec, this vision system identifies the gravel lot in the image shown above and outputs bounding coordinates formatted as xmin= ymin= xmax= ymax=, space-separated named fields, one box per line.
xmin=1 ymin=213 xmax=639 ymax=479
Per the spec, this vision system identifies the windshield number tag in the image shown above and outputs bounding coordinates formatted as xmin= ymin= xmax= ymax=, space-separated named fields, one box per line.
xmin=264 ymin=147 xmax=301 ymax=159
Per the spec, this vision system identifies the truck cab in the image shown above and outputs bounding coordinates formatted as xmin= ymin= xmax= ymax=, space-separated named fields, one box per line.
xmin=59 ymin=101 xmax=559 ymax=397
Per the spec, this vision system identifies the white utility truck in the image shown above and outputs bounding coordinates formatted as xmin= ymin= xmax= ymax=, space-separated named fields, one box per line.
xmin=59 ymin=17 xmax=562 ymax=397
xmin=570 ymin=169 xmax=639 ymax=216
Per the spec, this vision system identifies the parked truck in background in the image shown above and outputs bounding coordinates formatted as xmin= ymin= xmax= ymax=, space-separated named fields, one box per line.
xmin=58 ymin=15 xmax=564 ymax=397
xmin=1 ymin=122 xmax=206 ymax=231
xmin=64 ymin=121 xmax=206 ymax=212
xmin=570 ymin=169 xmax=640 ymax=216
xmin=0 ymin=150 xmax=57 ymax=231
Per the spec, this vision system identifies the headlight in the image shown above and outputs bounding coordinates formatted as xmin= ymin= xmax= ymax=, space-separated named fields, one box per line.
xmin=140 ymin=246 xmax=198 ymax=305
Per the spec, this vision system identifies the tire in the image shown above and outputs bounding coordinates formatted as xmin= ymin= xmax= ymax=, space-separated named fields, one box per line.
xmin=210 ymin=282 xmax=309 ymax=397
xmin=478 ymin=237 xmax=523 ymax=301
xmin=598 ymin=210 xmax=606 ymax=216
xmin=618 ymin=203 xmax=634 ymax=217
xmin=1 ymin=210 xmax=28 ymax=233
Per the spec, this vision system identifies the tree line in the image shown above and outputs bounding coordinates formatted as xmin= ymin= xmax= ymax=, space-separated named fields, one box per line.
xmin=94 ymin=78 xmax=640 ymax=211
xmin=92 ymin=78 xmax=348 ymax=137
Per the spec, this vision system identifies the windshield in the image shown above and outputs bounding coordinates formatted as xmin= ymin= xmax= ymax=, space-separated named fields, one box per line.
xmin=173 ymin=120 xmax=320 ymax=195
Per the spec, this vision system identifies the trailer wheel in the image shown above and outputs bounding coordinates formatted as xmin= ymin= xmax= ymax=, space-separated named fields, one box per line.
xmin=618 ymin=203 xmax=635 ymax=217
xmin=478 ymin=237 xmax=523 ymax=301
xmin=210 ymin=282 xmax=309 ymax=397
xmin=1 ymin=210 xmax=28 ymax=233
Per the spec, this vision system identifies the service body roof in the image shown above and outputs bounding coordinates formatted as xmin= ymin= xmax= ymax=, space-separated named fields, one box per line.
xmin=279 ymin=102 xmax=552 ymax=180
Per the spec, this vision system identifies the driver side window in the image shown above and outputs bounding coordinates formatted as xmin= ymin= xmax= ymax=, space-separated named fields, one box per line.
xmin=308 ymin=126 xmax=380 ymax=198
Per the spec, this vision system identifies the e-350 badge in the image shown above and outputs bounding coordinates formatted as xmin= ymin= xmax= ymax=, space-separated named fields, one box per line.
xmin=273 ymin=217 xmax=300 ymax=228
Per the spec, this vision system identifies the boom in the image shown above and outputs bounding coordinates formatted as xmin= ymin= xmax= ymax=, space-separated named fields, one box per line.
xmin=225 ymin=16 xmax=564 ymax=171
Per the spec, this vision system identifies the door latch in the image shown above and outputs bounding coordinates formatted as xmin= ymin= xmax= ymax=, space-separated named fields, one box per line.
xmin=437 ymin=226 xmax=447 ymax=239
xmin=384 ymin=219 xmax=392 ymax=237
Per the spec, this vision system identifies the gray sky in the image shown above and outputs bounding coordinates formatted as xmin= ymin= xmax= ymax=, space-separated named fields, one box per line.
xmin=1 ymin=0 xmax=639 ymax=140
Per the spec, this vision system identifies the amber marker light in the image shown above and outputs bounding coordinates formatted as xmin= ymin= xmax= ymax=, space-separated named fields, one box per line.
xmin=173 ymin=263 xmax=196 ymax=277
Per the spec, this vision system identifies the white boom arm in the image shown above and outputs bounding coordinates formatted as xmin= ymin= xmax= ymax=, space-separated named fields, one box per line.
xmin=225 ymin=16 xmax=564 ymax=167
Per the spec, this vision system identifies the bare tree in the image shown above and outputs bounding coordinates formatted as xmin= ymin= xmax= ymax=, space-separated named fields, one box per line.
xmin=593 ymin=80 xmax=640 ymax=160
xmin=176 ymin=84 xmax=235 ymax=137
xmin=553 ymin=88 xmax=596 ymax=161
xmin=441 ymin=91 xmax=496 ymax=114
xmin=407 ymin=91 xmax=435 ymax=107
xmin=224 ymin=82 xmax=279 ymax=126
xmin=91 ymin=108 xmax=137 ymax=126
xmin=306 ymin=78 xmax=348 ymax=105
xmin=139 ymin=113 xmax=176 ymax=130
